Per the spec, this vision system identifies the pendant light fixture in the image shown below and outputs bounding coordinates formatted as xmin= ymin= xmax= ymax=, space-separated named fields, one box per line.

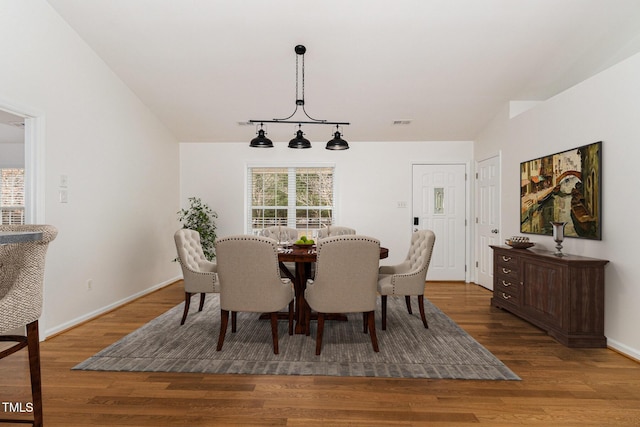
xmin=249 ymin=45 xmax=350 ymax=148
xmin=288 ymin=124 xmax=311 ymax=149
xmin=249 ymin=123 xmax=274 ymax=148
xmin=325 ymin=125 xmax=349 ymax=150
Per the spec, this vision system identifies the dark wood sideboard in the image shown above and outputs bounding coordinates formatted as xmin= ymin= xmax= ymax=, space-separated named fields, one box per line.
xmin=490 ymin=245 xmax=609 ymax=348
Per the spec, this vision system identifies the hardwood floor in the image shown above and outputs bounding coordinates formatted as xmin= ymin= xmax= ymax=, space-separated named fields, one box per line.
xmin=2 ymin=281 xmax=640 ymax=426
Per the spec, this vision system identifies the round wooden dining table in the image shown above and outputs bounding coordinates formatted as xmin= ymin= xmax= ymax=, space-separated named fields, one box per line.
xmin=278 ymin=245 xmax=389 ymax=334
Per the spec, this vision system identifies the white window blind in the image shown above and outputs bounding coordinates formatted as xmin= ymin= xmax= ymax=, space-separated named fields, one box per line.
xmin=247 ymin=166 xmax=335 ymax=236
xmin=1 ymin=168 xmax=25 ymax=225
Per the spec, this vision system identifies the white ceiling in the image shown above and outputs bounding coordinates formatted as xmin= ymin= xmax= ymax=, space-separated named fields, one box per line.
xmin=36 ymin=0 xmax=640 ymax=143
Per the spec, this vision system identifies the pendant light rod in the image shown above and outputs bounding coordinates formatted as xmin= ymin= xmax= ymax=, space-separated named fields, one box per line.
xmin=249 ymin=119 xmax=350 ymax=125
xmin=248 ymin=45 xmax=350 ymax=127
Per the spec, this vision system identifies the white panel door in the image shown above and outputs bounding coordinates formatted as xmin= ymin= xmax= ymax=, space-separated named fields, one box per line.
xmin=412 ymin=164 xmax=466 ymax=281
xmin=476 ymin=155 xmax=501 ymax=290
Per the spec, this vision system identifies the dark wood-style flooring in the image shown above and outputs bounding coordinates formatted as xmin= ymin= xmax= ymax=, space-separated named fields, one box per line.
xmin=2 ymin=281 xmax=640 ymax=426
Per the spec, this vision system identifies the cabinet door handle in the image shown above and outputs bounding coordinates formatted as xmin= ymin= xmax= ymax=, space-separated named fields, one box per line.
xmin=501 ymin=292 xmax=512 ymax=300
xmin=501 ymin=280 xmax=511 ymax=287
xmin=502 ymin=256 xmax=512 ymax=262
xmin=502 ymin=268 xmax=511 ymax=274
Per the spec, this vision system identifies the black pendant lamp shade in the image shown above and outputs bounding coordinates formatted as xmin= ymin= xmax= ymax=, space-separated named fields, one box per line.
xmin=326 ymin=129 xmax=349 ymax=150
xmin=288 ymin=129 xmax=311 ymax=149
xmin=250 ymin=125 xmax=274 ymax=148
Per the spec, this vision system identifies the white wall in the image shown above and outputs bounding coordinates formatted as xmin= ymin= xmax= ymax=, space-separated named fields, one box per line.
xmin=180 ymin=140 xmax=473 ymax=268
xmin=476 ymin=52 xmax=640 ymax=359
xmin=0 ymin=0 xmax=182 ymax=336
xmin=0 ymin=142 xmax=24 ymax=167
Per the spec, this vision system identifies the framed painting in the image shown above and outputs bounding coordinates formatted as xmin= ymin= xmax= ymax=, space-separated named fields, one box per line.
xmin=520 ymin=141 xmax=602 ymax=240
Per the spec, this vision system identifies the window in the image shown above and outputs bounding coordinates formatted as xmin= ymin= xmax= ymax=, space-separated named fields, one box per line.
xmin=248 ymin=166 xmax=335 ymax=237
xmin=1 ymin=168 xmax=25 ymax=225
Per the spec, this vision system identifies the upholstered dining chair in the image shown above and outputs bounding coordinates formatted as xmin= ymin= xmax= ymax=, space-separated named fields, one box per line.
xmin=258 ymin=225 xmax=299 ymax=243
xmin=316 ymin=225 xmax=356 ymax=239
xmin=377 ymin=229 xmax=436 ymax=330
xmin=0 ymin=224 xmax=57 ymax=427
xmin=304 ymin=235 xmax=381 ymax=355
xmin=215 ymin=235 xmax=294 ymax=354
xmin=174 ymin=229 xmax=219 ymax=325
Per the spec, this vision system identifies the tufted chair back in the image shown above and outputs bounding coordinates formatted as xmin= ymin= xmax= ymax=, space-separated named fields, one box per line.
xmin=377 ymin=229 xmax=436 ymax=330
xmin=0 ymin=224 xmax=57 ymax=333
xmin=258 ymin=226 xmax=299 ymax=243
xmin=175 ymin=229 xmax=211 ymax=271
xmin=316 ymin=225 xmax=356 ymax=239
xmin=406 ymin=229 xmax=436 ymax=279
xmin=174 ymin=229 xmax=218 ymax=324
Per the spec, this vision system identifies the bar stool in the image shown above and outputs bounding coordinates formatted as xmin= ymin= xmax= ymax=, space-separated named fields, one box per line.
xmin=0 ymin=225 xmax=57 ymax=427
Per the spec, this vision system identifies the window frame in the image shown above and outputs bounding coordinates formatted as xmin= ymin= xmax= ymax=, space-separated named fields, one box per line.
xmin=246 ymin=162 xmax=339 ymax=236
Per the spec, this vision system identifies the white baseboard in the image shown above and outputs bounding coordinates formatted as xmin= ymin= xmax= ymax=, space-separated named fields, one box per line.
xmin=607 ymin=338 xmax=640 ymax=362
xmin=43 ymin=276 xmax=181 ymax=339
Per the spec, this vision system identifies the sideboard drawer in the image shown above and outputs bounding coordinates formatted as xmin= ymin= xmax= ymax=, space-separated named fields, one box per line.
xmin=495 ymin=265 xmax=518 ymax=281
xmin=496 ymin=252 xmax=518 ymax=267
xmin=495 ymin=252 xmax=518 ymax=278
xmin=494 ymin=288 xmax=519 ymax=306
xmin=494 ymin=276 xmax=520 ymax=305
xmin=495 ymin=276 xmax=519 ymax=295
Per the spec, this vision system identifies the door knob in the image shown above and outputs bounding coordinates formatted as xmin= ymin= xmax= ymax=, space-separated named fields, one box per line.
xmin=491 ymin=229 xmax=499 ymax=234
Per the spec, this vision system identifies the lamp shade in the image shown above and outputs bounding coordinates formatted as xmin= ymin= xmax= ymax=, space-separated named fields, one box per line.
xmin=288 ymin=129 xmax=311 ymax=149
xmin=250 ymin=129 xmax=274 ymax=148
xmin=326 ymin=131 xmax=349 ymax=150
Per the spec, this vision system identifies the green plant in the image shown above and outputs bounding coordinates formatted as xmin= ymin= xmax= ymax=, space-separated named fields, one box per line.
xmin=177 ymin=197 xmax=218 ymax=260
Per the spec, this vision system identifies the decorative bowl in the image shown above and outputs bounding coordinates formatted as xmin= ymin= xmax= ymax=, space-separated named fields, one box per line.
xmin=505 ymin=240 xmax=535 ymax=249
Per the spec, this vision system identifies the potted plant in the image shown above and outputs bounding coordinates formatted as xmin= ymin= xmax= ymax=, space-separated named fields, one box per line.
xmin=177 ymin=197 xmax=218 ymax=260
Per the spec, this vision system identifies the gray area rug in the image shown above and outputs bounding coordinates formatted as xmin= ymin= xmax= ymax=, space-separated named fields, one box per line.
xmin=73 ymin=295 xmax=519 ymax=380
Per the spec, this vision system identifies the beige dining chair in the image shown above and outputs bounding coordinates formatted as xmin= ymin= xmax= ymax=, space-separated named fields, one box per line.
xmin=0 ymin=224 xmax=57 ymax=427
xmin=304 ymin=235 xmax=381 ymax=355
xmin=215 ymin=235 xmax=294 ymax=354
xmin=377 ymin=229 xmax=436 ymax=330
xmin=258 ymin=225 xmax=299 ymax=243
xmin=316 ymin=225 xmax=356 ymax=239
xmin=174 ymin=229 xmax=219 ymax=325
